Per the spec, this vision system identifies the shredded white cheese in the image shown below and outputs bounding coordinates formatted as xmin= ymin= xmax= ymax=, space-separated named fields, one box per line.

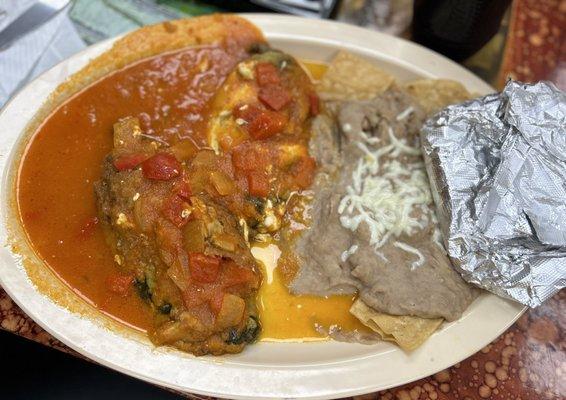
xmin=340 ymin=244 xmax=359 ymax=262
xmin=359 ymin=130 xmax=381 ymax=145
xmin=393 ymin=241 xmax=425 ymax=270
xmin=387 ymin=127 xmax=421 ymax=156
xmin=375 ymin=251 xmax=388 ymax=262
xmin=396 ymin=106 xmax=414 ymax=121
xmin=338 ymin=124 xmax=433 ymax=268
xmin=356 ymin=141 xmax=376 ymax=160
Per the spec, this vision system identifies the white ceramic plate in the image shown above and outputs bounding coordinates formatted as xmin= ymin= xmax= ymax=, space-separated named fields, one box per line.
xmin=0 ymin=14 xmax=524 ymax=399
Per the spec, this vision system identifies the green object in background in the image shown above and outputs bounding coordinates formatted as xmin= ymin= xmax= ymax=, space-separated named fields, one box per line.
xmin=70 ymin=0 xmax=221 ymax=44
xmin=158 ymin=0 xmax=220 ymax=16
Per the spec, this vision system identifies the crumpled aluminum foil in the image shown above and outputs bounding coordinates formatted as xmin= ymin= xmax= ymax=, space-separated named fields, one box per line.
xmin=421 ymin=80 xmax=566 ymax=307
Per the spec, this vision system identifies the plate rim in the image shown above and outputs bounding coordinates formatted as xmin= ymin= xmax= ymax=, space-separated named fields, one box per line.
xmin=0 ymin=14 xmax=526 ymax=399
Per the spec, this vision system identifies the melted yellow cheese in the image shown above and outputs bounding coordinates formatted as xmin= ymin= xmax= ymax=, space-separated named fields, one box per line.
xmin=252 ymin=245 xmax=370 ymax=341
xmin=300 ymin=59 xmax=329 ymax=82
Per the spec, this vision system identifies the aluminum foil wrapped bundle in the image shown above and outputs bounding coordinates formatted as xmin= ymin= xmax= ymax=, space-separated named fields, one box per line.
xmin=421 ymin=80 xmax=566 ymax=307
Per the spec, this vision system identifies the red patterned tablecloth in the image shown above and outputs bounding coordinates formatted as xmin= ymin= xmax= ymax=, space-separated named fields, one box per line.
xmin=1 ymin=288 xmax=563 ymax=399
xmin=1 ymin=0 xmax=564 ymax=399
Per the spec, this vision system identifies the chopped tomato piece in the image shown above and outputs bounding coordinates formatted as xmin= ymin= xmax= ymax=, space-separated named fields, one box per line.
xmin=222 ymin=261 xmax=257 ymax=288
xmin=247 ymin=171 xmax=270 ymax=197
xmin=142 ymin=153 xmax=181 ymax=180
xmin=248 ymin=110 xmax=287 ymax=140
xmin=231 ymin=147 xmax=253 ymax=172
xmin=78 ymin=216 xmax=99 ymax=238
xmin=113 ymin=153 xmax=148 ymax=171
xmin=107 ymin=273 xmax=134 ymax=296
xmin=189 ymin=253 xmax=221 ymax=283
xmin=233 ymin=104 xmax=287 ymax=140
xmin=255 ymin=62 xmax=281 ymax=86
xmin=173 ymin=179 xmax=192 ymax=199
xmin=291 ymin=156 xmax=316 ymax=189
xmin=258 ymin=84 xmax=292 ymax=111
xmin=232 ymin=142 xmax=271 ymax=172
xmin=162 ymin=194 xmax=190 ymax=228
xmin=309 ymin=92 xmax=320 ymax=116
xmin=233 ymin=104 xmax=258 ymax=122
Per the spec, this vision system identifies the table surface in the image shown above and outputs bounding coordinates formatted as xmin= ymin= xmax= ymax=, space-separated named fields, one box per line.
xmin=1 ymin=0 xmax=564 ymax=399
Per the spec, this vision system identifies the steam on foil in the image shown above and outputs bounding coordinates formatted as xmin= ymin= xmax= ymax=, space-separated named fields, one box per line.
xmin=421 ymin=80 xmax=565 ymax=307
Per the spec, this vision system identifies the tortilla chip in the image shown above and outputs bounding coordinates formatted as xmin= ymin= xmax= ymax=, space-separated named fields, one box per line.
xmin=317 ymin=51 xmax=395 ymax=101
xmin=350 ymin=299 xmax=443 ymax=351
xmin=403 ymin=79 xmax=472 ymax=115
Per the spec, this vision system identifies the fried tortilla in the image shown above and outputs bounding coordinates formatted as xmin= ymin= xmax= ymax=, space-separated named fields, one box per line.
xmin=316 ymin=50 xmax=395 ymax=101
xmin=350 ymin=300 xmax=443 ymax=351
xmin=403 ymin=79 xmax=472 ymax=115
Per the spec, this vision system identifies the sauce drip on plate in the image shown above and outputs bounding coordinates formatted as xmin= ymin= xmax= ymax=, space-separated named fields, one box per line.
xmin=253 ymin=244 xmax=369 ymax=340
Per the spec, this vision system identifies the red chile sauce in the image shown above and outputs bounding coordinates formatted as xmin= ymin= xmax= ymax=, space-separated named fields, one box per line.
xmin=17 ymin=46 xmax=247 ymax=330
